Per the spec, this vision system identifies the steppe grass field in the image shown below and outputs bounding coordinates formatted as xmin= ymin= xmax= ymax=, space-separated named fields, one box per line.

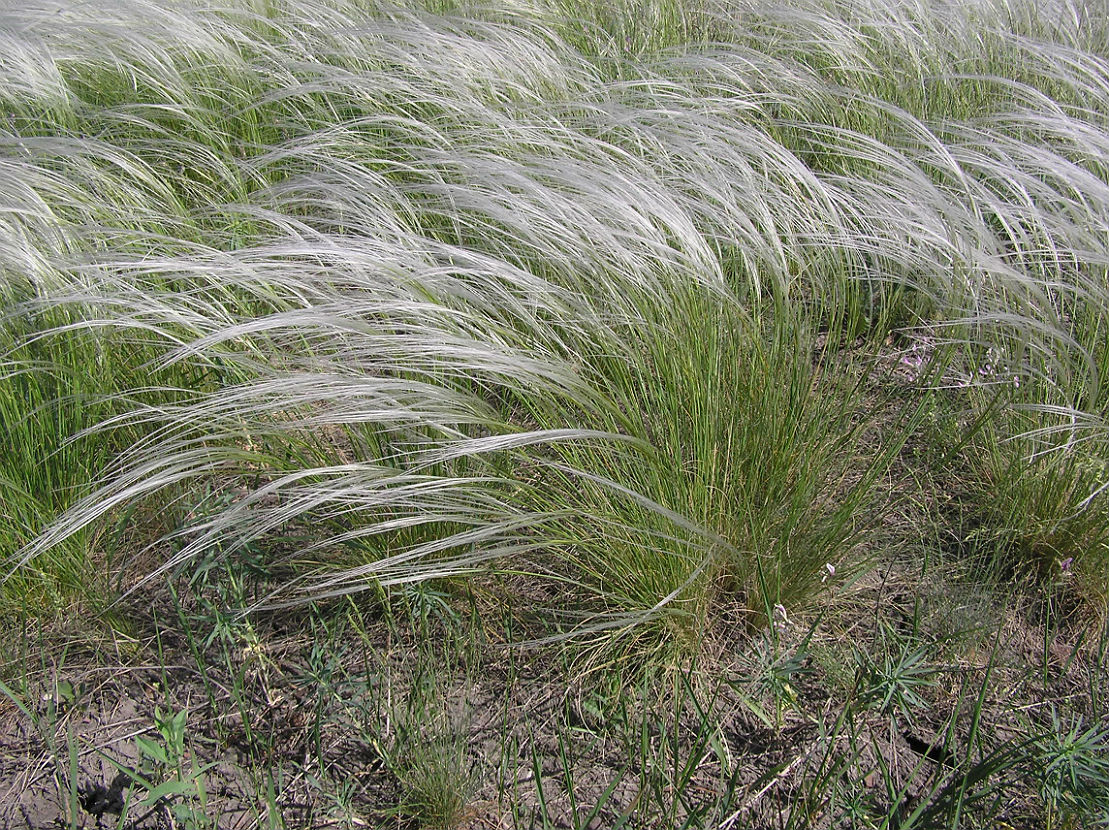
xmin=1 ymin=0 xmax=1109 ymax=826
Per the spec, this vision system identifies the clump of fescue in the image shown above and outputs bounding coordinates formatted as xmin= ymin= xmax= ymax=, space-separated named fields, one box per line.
xmin=3 ymin=0 xmax=1109 ymax=653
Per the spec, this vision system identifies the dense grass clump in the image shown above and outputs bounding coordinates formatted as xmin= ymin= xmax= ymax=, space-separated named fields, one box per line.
xmin=3 ymin=0 xmax=1108 ymax=636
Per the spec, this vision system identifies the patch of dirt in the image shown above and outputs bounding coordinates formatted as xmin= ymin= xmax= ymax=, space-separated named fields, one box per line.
xmin=0 ymin=559 xmax=1103 ymax=829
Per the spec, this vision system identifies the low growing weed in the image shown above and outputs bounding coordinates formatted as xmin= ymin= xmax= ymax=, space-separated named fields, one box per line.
xmin=106 ymin=706 xmax=213 ymax=829
xmin=1029 ymin=710 xmax=1109 ymax=830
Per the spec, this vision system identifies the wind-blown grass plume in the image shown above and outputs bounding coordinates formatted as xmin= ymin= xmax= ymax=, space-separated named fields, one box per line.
xmin=3 ymin=0 xmax=1109 ymax=645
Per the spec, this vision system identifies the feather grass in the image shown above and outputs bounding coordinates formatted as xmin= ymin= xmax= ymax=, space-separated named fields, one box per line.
xmin=3 ymin=0 xmax=1109 ymax=644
